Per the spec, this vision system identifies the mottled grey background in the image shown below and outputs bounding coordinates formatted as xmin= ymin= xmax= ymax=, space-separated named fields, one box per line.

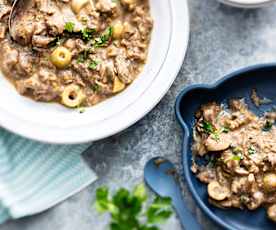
xmin=2 ymin=0 xmax=276 ymax=229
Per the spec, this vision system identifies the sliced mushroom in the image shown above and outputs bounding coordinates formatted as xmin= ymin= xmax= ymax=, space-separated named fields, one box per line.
xmin=263 ymin=173 xmax=276 ymax=192
xmin=204 ymin=133 xmax=231 ymax=152
xmin=71 ymin=0 xmax=89 ymax=14
xmin=267 ymin=204 xmax=276 ymax=222
xmin=234 ymin=167 xmax=249 ymax=176
xmin=207 ymin=181 xmax=230 ymax=201
xmin=209 ymin=198 xmax=232 ymax=209
xmin=247 ymin=191 xmax=264 ymax=210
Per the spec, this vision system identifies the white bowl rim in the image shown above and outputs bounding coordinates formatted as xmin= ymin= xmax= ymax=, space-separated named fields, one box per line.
xmin=0 ymin=0 xmax=190 ymax=144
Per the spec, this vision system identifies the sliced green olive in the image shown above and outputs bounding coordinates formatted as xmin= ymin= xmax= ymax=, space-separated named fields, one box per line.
xmin=50 ymin=47 xmax=72 ymax=69
xmin=61 ymin=84 xmax=85 ymax=108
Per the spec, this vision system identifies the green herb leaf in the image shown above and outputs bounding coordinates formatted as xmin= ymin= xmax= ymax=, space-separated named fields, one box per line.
xmin=232 ymin=146 xmax=244 ymax=161
xmin=147 ymin=197 xmax=173 ymax=224
xmin=64 ymin=22 xmax=75 ymax=33
xmin=77 ymin=54 xmax=85 ymax=63
xmin=112 ymin=188 xmax=142 ymax=216
xmin=88 ymin=59 xmax=100 ymax=70
xmin=95 ymin=186 xmax=110 ymax=213
xmin=150 ymin=196 xmax=172 ymax=209
xmin=133 ymin=184 xmax=147 ymax=202
xmin=248 ymin=146 xmax=256 ymax=155
xmin=232 ymin=152 xmax=244 ymax=161
xmin=95 ymin=185 xmax=172 ymax=229
xmin=91 ymin=84 xmax=100 ymax=92
xmin=202 ymin=121 xmax=214 ymax=134
xmin=232 ymin=155 xmax=241 ymax=161
xmin=77 ymin=49 xmax=91 ymax=64
xmin=221 ymin=127 xmax=230 ymax=133
xmin=263 ymin=120 xmax=273 ymax=132
xmin=211 ymin=131 xmax=220 ymax=142
xmin=94 ymin=26 xmax=113 ymax=47
xmin=81 ymin=28 xmax=96 ymax=41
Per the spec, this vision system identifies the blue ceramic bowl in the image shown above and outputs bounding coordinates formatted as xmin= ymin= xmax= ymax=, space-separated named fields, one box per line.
xmin=175 ymin=63 xmax=276 ymax=230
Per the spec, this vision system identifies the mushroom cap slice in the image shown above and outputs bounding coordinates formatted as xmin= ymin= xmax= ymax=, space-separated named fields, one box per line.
xmin=205 ymin=133 xmax=231 ymax=152
xmin=267 ymin=204 xmax=276 ymax=222
xmin=208 ymin=181 xmax=230 ymax=201
xmin=263 ymin=173 xmax=276 ymax=192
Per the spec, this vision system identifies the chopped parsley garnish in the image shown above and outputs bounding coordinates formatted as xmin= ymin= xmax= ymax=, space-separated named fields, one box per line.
xmin=202 ymin=121 xmax=222 ymax=141
xmin=64 ymin=22 xmax=75 ymax=33
xmin=221 ymin=127 xmax=230 ymax=133
xmin=88 ymin=60 xmax=100 ymax=70
xmin=94 ymin=26 xmax=113 ymax=47
xmin=54 ymin=24 xmax=112 ymax=49
xmin=248 ymin=146 xmax=256 ymax=155
xmin=263 ymin=120 xmax=273 ymax=132
xmin=91 ymin=84 xmax=100 ymax=92
xmin=95 ymin=184 xmax=173 ymax=229
xmin=202 ymin=121 xmax=214 ymax=134
xmin=81 ymin=28 xmax=96 ymax=41
xmin=64 ymin=23 xmax=96 ymax=42
xmin=232 ymin=154 xmax=243 ymax=161
xmin=231 ymin=146 xmax=244 ymax=161
xmin=77 ymin=49 xmax=90 ymax=63
xmin=77 ymin=54 xmax=85 ymax=63
xmin=211 ymin=131 xmax=220 ymax=142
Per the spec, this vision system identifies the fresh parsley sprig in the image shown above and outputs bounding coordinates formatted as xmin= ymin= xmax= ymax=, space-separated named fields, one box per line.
xmin=81 ymin=28 xmax=96 ymax=41
xmin=64 ymin=22 xmax=96 ymax=41
xmin=94 ymin=26 xmax=113 ymax=47
xmin=248 ymin=146 xmax=256 ymax=155
xmin=88 ymin=59 xmax=100 ymax=70
xmin=95 ymin=184 xmax=173 ymax=230
xmin=202 ymin=121 xmax=214 ymax=134
xmin=64 ymin=22 xmax=75 ymax=33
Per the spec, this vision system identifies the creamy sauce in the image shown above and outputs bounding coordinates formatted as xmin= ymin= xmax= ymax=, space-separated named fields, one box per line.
xmin=0 ymin=0 xmax=153 ymax=107
xmin=192 ymin=99 xmax=276 ymax=222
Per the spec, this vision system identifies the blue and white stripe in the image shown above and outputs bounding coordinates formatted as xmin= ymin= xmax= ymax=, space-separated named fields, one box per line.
xmin=0 ymin=128 xmax=96 ymax=223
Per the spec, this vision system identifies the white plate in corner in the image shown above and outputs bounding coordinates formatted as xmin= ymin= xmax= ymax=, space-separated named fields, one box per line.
xmin=218 ymin=0 xmax=275 ymax=8
xmin=0 ymin=0 xmax=190 ymax=144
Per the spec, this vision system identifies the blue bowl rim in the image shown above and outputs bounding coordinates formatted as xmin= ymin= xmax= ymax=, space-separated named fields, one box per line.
xmin=175 ymin=62 xmax=276 ymax=230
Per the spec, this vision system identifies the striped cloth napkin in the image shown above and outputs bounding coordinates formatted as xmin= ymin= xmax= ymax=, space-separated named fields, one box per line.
xmin=0 ymin=128 xmax=97 ymax=224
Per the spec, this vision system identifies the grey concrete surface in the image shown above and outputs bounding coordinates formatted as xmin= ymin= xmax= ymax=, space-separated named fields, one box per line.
xmin=2 ymin=0 xmax=276 ymax=229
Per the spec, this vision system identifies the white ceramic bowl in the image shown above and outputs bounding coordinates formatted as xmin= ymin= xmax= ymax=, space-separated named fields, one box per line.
xmin=218 ymin=0 xmax=275 ymax=8
xmin=0 ymin=0 xmax=190 ymax=144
